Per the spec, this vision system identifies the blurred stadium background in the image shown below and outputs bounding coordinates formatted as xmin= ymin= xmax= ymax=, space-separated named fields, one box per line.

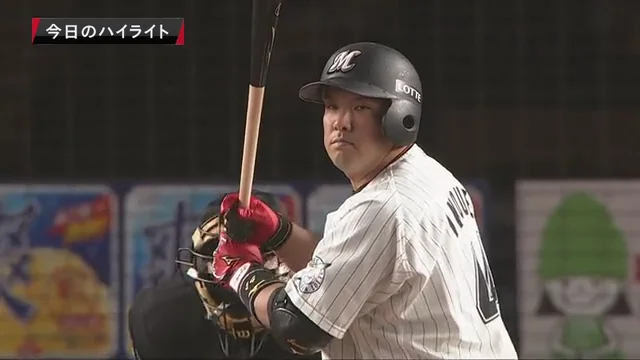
xmin=1 ymin=0 xmax=639 ymax=358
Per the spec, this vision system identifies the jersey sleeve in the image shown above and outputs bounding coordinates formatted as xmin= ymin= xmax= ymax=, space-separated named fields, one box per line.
xmin=284 ymin=191 xmax=402 ymax=339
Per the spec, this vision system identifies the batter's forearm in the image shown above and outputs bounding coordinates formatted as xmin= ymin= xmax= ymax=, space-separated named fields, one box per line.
xmin=253 ymin=283 xmax=283 ymax=327
xmin=235 ymin=279 xmax=332 ymax=355
xmin=276 ymin=223 xmax=319 ymax=271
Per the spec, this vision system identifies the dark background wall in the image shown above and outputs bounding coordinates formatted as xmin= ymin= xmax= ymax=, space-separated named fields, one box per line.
xmin=2 ymin=0 xmax=639 ymax=349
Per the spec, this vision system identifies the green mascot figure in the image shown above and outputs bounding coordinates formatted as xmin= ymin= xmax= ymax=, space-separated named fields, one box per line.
xmin=536 ymin=192 xmax=631 ymax=359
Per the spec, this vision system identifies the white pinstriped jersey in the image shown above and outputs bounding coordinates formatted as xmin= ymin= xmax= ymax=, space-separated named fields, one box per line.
xmin=285 ymin=145 xmax=518 ymax=359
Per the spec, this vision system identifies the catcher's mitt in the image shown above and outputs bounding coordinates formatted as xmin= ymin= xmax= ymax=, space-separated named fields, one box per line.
xmin=175 ymin=192 xmax=292 ymax=359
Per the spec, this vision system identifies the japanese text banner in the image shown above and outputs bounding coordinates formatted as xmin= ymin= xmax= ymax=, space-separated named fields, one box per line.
xmin=32 ymin=18 xmax=184 ymax=45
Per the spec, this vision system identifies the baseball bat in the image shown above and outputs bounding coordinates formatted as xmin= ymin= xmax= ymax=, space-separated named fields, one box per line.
xmin=238 ymin=0 xmax=283 ymax=206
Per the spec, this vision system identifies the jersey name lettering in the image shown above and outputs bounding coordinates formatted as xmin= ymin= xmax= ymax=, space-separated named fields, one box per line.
xmin=445 ymin=186 xmax=474 ymax=237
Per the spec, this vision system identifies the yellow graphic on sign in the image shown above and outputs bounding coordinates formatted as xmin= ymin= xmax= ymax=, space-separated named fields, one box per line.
xmin=0 ymin=248 xmax=115 ymax=358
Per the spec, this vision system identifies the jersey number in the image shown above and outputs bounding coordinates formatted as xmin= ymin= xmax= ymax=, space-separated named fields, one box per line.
xmin=473 ymin=231 xmax=499 ymax=324
xmin=446 ymin=187 xmax=499 ymax=323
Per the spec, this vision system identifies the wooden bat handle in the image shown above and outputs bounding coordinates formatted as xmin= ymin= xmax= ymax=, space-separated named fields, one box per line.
xmin=238 ymin=85 xmax=266 ymax=206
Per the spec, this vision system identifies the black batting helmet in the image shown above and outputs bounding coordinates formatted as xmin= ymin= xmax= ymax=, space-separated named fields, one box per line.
xmin=298 ymin=42 xmax=423 ymax=146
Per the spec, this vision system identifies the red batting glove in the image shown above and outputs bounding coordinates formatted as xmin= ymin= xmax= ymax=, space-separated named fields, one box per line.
xmin=220 ymin=193 xmax=292 ymax=252
xmin=211 ymin=238 xmax=263 ymax=291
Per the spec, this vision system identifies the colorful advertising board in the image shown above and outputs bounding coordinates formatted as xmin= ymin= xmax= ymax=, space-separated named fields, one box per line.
xmin=517 ymin=181 xmax=640 ymax=359
xmin=0 ymin=185 xmax=119 ymax=359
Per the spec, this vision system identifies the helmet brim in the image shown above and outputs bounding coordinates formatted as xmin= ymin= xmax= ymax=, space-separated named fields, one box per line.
xmin=298 ymin=77 xmax=395 ymax=104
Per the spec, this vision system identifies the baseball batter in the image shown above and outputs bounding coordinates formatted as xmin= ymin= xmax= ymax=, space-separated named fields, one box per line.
xmin=211 ymin=42 xmax=518 ymax=359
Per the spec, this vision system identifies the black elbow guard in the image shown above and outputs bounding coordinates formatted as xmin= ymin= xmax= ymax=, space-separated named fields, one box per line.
xmin=268 ymin=288 xmax=333 ymax=355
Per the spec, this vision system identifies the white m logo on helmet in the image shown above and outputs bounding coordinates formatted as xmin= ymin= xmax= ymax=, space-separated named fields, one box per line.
xmin=327 ymin=50 xmax=362 ymax=74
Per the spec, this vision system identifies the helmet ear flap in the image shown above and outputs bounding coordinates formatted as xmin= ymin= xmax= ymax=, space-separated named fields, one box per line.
xmin=382 ymin=99 xmax=420 ymax=147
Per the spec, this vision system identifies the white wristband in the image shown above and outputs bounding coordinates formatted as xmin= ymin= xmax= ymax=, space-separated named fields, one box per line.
xmin=229 ymin=262 xmax=252 ymax=293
